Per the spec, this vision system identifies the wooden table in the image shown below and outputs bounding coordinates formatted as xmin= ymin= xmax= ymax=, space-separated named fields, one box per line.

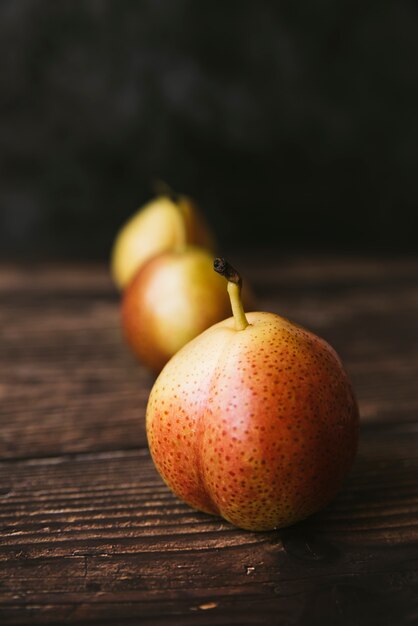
xmin=1 ymin=256 xmax=417 ymax=625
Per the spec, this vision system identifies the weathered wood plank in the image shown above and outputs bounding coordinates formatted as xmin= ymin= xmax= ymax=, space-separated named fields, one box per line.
xmin=1 ymin=421 xmax=418 ymax=549
xmin=1 ymin=259 xmax=418 ymax=459
xmin=0 ymin=422 xmax=417 ymax=624
xmin=1 ymin=258 xmax=418 ymax=624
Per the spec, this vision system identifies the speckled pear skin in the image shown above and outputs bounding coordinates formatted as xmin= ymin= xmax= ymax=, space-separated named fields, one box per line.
xmin=146 ymin=312 xmax=359 ymax=531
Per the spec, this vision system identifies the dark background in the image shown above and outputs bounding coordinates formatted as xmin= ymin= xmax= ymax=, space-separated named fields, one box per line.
xmin=1 ymin=0 xmax=418 ymax=260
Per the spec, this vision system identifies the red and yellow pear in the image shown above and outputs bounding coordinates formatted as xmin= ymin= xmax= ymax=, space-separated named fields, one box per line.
xmin=122 ymin=247 xmax=234 ymax=372
xmin=111 ymin=191 xmax=214 ymax=289
xmin=146 ymin=259 xmax=359 ymax=531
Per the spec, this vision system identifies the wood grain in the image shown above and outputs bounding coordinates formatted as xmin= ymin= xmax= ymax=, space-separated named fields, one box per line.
xmin=1 ymin=257 xmax=418 ymax=625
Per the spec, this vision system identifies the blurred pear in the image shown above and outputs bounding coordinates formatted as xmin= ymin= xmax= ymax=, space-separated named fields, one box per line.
xmin=111 ymin=193 xmax=215 ymax=289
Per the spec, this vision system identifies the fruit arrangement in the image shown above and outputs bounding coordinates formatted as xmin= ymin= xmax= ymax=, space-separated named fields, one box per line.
xmin=112 ymin=191 xmax=359 ymax=531
xmin=112 ymin=189 xmax=252 ymax=371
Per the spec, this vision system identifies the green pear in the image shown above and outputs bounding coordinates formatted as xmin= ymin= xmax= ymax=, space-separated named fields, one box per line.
xmin=146 ymin=259 xmax=359 ymax=531
xmin=111 ymin=193 xmax=214 ymax=289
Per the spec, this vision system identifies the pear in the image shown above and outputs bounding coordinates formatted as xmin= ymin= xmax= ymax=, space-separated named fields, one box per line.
xmin=111 ymin=192 xmax=214 ymax=289
xmin=122 ymin=247 xmax=233 ymax=372
xmin=146 ymin=259 xmax=359 ymax=531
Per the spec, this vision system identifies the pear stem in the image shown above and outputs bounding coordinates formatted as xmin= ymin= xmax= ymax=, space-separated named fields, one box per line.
xmin=174 ymin=204 xmax=187 ymax=251
xmin=152 ymin=179 xmax=179 ymax=204
xmin=152 ymin=180 xmax=188 ymax=250
xmin=214 ymin=258 xmax=249 ymax=331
